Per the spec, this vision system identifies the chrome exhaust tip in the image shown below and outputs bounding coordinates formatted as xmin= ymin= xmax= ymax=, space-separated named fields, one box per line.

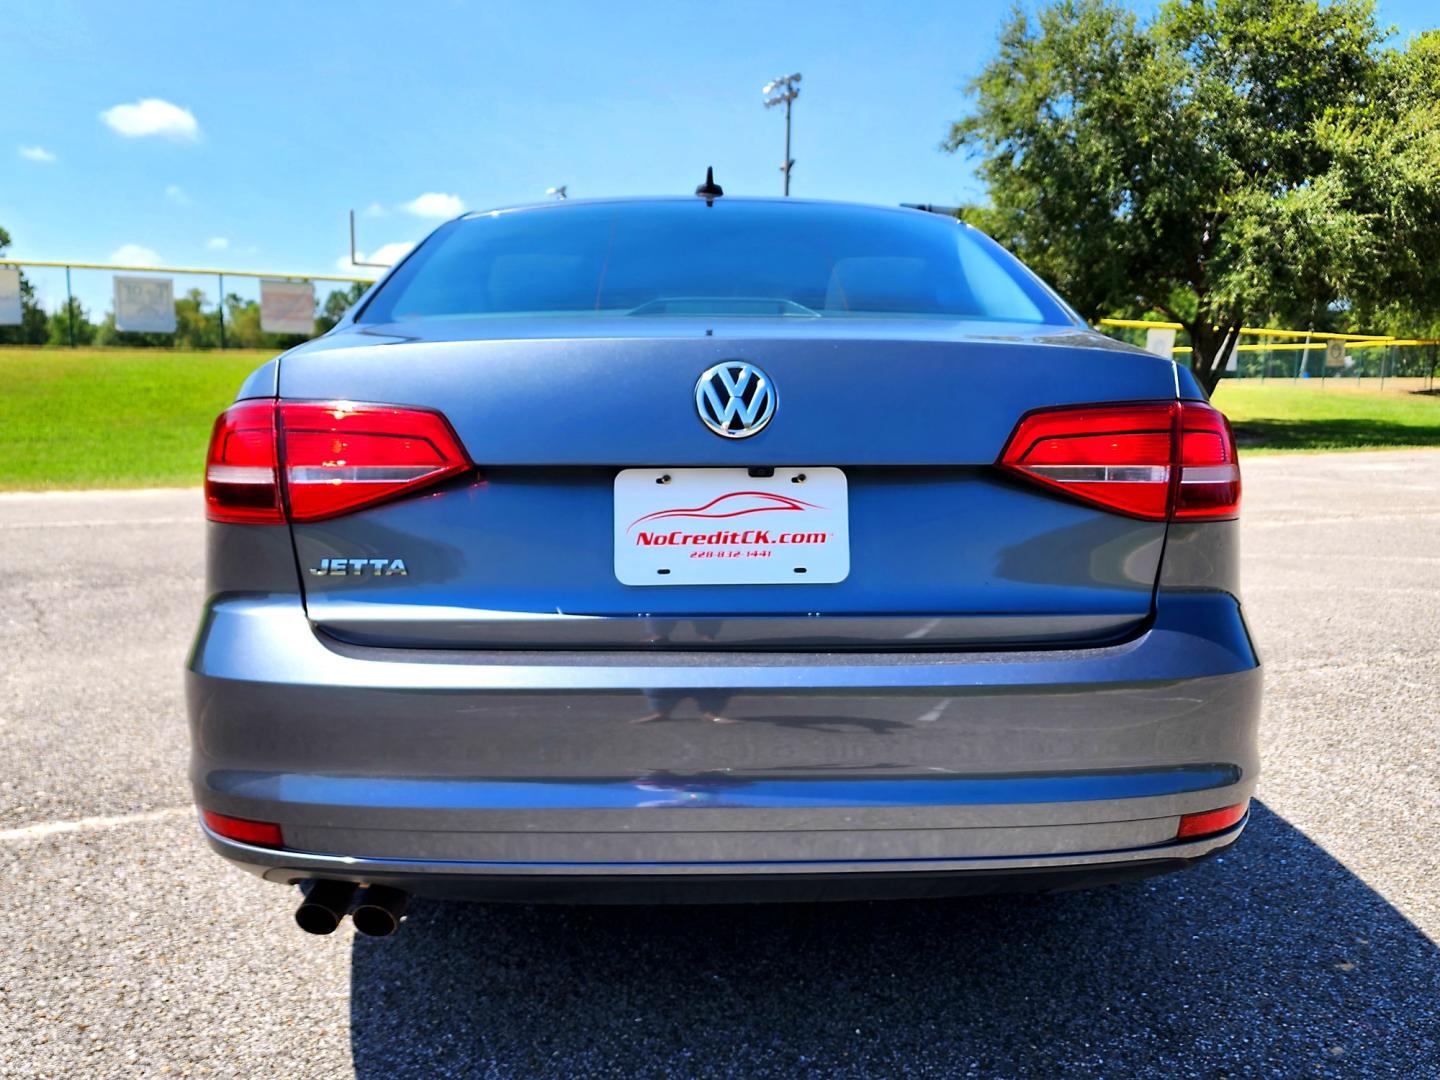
xmin=294 ymin=879 xmax=359 ymax=935
xmin=350 ymin=885 xmax=409 ymax=937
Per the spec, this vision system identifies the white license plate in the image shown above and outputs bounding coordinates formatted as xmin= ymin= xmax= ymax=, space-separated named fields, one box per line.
xmin=614 ymin=467 xmax=850 ymax=586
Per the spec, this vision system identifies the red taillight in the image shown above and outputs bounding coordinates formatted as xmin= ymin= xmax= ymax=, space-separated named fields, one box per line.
xmin=997 ymin=401 xmax=1240 ymax=521
xmin=1174 ymin=402 xmax=1242 ymax=520
xmin=999 ymin=403 xmax=1178 ymax=519
xmin=205 ymin=401 xmax=283 ymax=524
xmin=205 ymin=401 xmax=471 ymax=523
xmin=201 ymin=809 xmax=284 ymax=847
xmin=279 ymin=402 xmax=470 ymax=521
xmin=1176 ymin=800 xmax=1249 ymax=839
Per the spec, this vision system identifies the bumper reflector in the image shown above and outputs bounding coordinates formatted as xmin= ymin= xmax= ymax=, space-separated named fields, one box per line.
xmin=201 ymin=809 xmax=284 ymax=848
xmin=1176 ymin=800 xmax=1249 ymax=839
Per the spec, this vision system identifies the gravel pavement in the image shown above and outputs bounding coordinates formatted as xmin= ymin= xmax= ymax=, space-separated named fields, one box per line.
xmin=2 ymin=452 xmax=1438 ymax=1078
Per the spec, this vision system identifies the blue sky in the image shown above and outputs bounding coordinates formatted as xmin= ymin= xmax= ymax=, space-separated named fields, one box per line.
xmin=3 ymin=0 xmax=1436 ymax=317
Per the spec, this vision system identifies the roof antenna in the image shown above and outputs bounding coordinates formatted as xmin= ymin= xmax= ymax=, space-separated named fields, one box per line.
xmin=695 ymin=166 xmax=723 ymax=205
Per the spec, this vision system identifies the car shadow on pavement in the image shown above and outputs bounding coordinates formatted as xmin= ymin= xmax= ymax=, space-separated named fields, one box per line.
xmin=349 ymin=802 xmax=1440 ymax=1078
xmin=1230 ymin=416 xmax=1440 ymax=451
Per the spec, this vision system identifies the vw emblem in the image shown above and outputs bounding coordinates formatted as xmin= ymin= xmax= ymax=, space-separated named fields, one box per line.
xmin=694 ymin=361 xmax=777 ymax=439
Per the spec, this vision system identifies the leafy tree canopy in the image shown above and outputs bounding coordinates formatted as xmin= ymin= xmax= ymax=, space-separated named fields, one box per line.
xmin=946 ymin=0 xmax=1440 ymax=391
xmin=0 ymin=226 xmax=51 ymax=345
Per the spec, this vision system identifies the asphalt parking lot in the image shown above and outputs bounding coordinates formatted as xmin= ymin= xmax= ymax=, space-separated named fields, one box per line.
xmin=3 ymin=451 xmax=1438 ymax=1078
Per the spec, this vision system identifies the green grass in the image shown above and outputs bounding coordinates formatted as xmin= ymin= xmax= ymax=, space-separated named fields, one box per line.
xmin=1212 ymin=381 xmax=1440 ymax=452
xmin=2 ymin=349 xmax=1438 ymax=490
xmin=0 ymin=347 xmax=272 ymax=490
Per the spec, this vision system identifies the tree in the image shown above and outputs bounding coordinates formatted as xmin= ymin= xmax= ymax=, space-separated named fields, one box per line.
xmin=0 ymin=226 xmax=50 ymax=345
xmin=222 ymin=292 xmax=264 ymax=347
xmin=175 ymin=288 xmax=220 ymax=349
xmin=315 ymin=282 xmax=367 ymax=335
xmin=46 ymin=298 xmax=97 ymax=346
xmin=93 ymin=312 xmax=177 ymax=348
xmin=220 ymin=293 xmax=309 ymax=350
xmin=946 ymin=0 xmax=1440 ymax=392
xmin=1316 ymin=27 xmax=1440 ymax=335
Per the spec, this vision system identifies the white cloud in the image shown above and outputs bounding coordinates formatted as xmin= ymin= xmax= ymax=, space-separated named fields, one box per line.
xmin=403 ymin=192 xmax=465 ymax=219
xmin=206 ymin=237 xmax=229 ymax=251
xmin=19 ymin=145 xmax=56 ymax=163
xmin=164 ymin=184 xmax=192 ymax=205
xmin=100 ymin=98 xmax=199 ymax=140
xmin=337 ymin=241 xmax=414 ymax=272
xmin=362 ymin=202 xmax=386 ymax=218
xmin=370 ymin=241 xmax=414 ymax=264
xmin=110 ymin=243 xmax=161 ymax=267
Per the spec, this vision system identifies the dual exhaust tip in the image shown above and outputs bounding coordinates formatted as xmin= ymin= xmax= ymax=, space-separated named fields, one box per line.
xmin=295 ymin=880 xmax=408 ymax=937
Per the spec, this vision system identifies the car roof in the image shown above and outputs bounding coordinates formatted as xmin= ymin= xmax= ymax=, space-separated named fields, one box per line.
xmin=459 ymin=195 xmax=958 ymax=222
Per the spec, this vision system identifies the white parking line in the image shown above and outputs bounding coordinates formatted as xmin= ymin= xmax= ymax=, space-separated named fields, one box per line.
xmin=0 ymin=517 xmax=196 ymax=530
xmin=1244 ymin=553 xmax=1440 ymax=564
xmin=0 ymin=806 xmax=192 ymax=843
xmin=1246 ymin=510 xmax=1440 ymax=528
xmin=1245 ymin=586 xmax=1440 ymax=602
xmin=0 ymin=488 xmax=200 ymax=502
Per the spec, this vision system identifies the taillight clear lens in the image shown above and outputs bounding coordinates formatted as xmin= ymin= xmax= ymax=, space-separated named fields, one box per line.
xmin=205 ymin=401 xmax=282 ymax=524
xmin=998 ymin=401 xmax=1240 ymax=521
xmin=279 ymin=402 xmax=470 ymax=521
xmin=205 ymin=400 xmax=471 ymax=523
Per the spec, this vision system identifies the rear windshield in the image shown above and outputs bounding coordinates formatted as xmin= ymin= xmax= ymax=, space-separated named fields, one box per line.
xmin=358 ymin=201 xmax=1071 ymax=325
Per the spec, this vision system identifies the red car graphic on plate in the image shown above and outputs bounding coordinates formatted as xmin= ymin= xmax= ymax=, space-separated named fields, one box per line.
xmin=627 ymin=490 xmax=823 ymax=533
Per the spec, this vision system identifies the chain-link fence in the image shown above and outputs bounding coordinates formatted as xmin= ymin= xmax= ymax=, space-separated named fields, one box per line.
xmin=1231 ymin=341 xmax=1438 ymax=388
xmin=0 ymin=259 xmax=376 ymax=350
xmin=1097 ymin=321 xmax=1440 ymax=391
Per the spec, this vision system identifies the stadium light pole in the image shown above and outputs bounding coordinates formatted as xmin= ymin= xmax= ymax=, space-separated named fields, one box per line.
xmin=762 ymin=73 xmax=802 ymax=196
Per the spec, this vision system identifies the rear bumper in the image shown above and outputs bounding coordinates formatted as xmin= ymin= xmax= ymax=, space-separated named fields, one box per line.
xmin=202 ymin=820 xmax=1244 ymax=903
xmin=186 ymin=591 xmax=1260 ymax=900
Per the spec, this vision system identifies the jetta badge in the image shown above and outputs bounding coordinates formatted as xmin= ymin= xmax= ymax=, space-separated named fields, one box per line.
xmin=309 ymin=557 xmax=408 ymax=577
xmin=694 ymin=361 xmax=777 ymax=439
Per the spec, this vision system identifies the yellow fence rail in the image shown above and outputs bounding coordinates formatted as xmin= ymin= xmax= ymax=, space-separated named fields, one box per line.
xmin=1095 ymin=318 xmax=1440 ymax=388
xmin=1096 ymin=318 xmax=1401 ymax=342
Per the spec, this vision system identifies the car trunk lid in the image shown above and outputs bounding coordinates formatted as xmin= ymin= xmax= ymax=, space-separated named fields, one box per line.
xmin=280 ymin=318 xmax=1177 ymax=649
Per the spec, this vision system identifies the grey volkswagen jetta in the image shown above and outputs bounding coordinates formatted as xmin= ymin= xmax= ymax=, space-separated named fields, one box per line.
xmin=187 ymin=191 xmax=1259 ymax=936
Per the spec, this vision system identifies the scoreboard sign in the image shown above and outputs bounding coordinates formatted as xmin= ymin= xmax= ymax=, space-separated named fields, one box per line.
xmin=114 ymin=276 xmax=176 ymax=334
xmin=260 ymin=280 xmax=315 ymax=335
xmin=0 ymin=267 xmax=23 ymax=326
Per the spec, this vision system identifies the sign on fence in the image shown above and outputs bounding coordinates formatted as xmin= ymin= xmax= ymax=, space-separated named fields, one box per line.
xmin=1144 ymin=327 xmax=1177 ymax=358
xmin=114 ymin=276 xmax=176 ymax=333
xmin=260 ymin=280 xmax=315 ymax=335
xmin=0 ymin=267 xmax=22 ymax=326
